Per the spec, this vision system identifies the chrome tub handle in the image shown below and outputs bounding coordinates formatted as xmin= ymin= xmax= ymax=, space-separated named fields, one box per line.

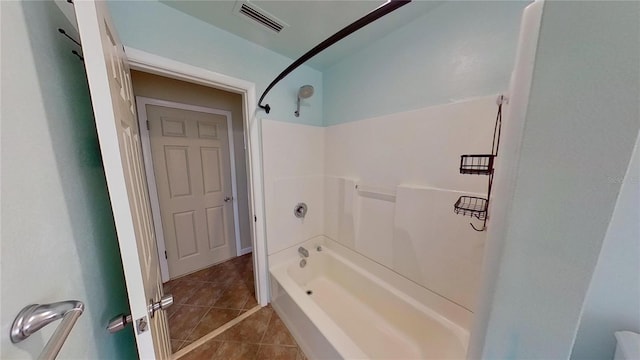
xmin=10 ymin=300 xmax=85 ymax=360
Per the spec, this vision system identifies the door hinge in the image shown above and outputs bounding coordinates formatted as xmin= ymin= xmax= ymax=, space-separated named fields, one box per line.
xmin=164 ymin=250 xmax=167 ymax=259
xmin=146 ymin=120 xmax=150 ymax=130
xmin=254 ymin=215 xmax=257 ymax=222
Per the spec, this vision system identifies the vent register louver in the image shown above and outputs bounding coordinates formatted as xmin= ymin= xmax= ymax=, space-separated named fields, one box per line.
xmin=235 ymin=1 xmax=287 ymax=33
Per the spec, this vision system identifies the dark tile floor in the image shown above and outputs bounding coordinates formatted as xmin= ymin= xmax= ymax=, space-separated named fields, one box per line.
xmin=180 ymin=305 xmax=308 ymax=360
xmin=164 ymin=253 xmax=257 ymax=353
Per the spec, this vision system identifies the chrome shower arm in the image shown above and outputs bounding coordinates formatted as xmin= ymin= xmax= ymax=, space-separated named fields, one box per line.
xmin=295 ymin=96 xmax=301 ymax=117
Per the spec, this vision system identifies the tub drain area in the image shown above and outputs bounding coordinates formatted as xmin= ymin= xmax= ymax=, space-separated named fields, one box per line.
xmin=306 ymin=290 xmax=313 ymax=295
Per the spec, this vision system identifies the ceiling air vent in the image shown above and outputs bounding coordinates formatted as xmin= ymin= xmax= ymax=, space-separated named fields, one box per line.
xmin=234 ymin=1 xmax=288 ymax=34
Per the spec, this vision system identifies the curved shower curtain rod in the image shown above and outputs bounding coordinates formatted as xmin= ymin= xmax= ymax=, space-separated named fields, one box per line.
xmin=258 ymin=0 xmax=411 ymax=114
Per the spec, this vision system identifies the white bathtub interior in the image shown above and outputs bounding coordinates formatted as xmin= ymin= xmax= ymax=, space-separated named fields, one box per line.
xmin=270 ymin=236 xmax=471 ymax=359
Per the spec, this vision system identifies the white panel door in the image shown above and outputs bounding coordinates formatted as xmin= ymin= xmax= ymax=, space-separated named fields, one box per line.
xmin=75 ymin=1 xmax=170 ymax=358
xmin=146 ymin=105 xmax=237 ymax=278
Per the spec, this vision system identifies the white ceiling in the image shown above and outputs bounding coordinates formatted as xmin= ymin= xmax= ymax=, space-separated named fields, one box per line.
xmin=160 ymin=0 xmax=442 ymax=70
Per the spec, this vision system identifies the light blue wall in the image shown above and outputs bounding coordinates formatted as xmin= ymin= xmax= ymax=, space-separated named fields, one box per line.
xmin=479 ymin=2 xmax=640 ymax=359
xmin=323 ymin=1 xmax=529 ymax=125
xmin=571 ymin=131 xmax=640 ymax=359
xmin=108 ymin=1 xmax=527 ymax=127
xmin=1 ymin=1 xmax=136 ymax=358
xmin=107 ymin=1 xmax=323 ymax=126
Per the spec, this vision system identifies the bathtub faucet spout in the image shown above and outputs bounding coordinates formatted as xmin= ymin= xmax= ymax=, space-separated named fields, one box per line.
xmin=298 ymin=247 xmax=309 ymax=258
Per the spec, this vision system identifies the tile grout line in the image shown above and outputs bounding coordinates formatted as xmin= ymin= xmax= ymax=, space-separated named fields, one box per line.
xmin=180 ymin=306 xmax=243 ymax=347
xmin=207 ymin=339 xmax=298 ymax=347
xmin=260 ymin=308 xmax=275 ymax=345
xmin=208 ymin=328 xmax=227 ymax=360
xmin=237 ymin=291 xmax=250 ymax=311
xmin=173 ymin=304 xmax=262 ymax=360
xmin=254 ymin=307 xmax=275 ymax=357
xmin=171 ymin=339 xmax=185 ymax=354
xmin=256 ymin=313 xmax=299 ymax=349
xmin=179 ymin=306 xmax=213 ymax=346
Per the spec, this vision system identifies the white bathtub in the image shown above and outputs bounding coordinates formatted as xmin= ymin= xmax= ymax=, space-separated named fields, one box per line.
xmin=269 ymin=237 xmax=470 ymax=359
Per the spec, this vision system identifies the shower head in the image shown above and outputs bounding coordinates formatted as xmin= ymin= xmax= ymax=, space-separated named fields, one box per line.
xmin=298 ymin=85 xmax=314 ymax=99
xmin=295 ymin=85 xmax=314 ymax=117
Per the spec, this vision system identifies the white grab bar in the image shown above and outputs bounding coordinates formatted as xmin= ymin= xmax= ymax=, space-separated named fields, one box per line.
xmin=355 ymin=184 xmax=396 ymax=202
xmin=10 ymin=300 xmax=85 ymax=360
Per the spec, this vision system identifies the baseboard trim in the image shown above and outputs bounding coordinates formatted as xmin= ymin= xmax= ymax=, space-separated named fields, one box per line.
xmin=239 ymin=247 xmax=253 ymax=256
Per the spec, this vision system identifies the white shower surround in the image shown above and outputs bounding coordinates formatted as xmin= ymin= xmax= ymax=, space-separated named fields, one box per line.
xmin=261 ymin=96 xmax=500 ymax=355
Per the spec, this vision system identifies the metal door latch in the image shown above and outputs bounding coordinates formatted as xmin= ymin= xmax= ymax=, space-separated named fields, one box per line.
xmin=136 ymin=317 xmax=148 ymax=335
xmin=107 ymin=313 xmax=146 ymax=335
xmin=107 ymin=314 xmax=132 ymax=334
xmin=148 ymin=294 xmax=173 ymax=318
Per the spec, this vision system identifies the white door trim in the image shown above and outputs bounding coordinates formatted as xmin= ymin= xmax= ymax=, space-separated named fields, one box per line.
xmin=125 ymin=47 xmax=269 ymax=306
xmin=136 ymin=97 xmax=246 ymax=282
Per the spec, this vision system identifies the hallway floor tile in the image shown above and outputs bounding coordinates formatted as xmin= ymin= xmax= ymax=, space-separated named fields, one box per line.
xmin=164 ymin=253 xmax=254 ymax=353
xmin=180 ymin=305 xmax=307 ymax=360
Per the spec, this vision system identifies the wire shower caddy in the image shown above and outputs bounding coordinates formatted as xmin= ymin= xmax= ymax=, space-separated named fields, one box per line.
xmin=454 ymin=94 xmax=506 ymax=231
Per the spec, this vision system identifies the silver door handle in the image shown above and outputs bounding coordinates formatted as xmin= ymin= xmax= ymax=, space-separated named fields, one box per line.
xmin=106 ymin=314 xmax=132 ymax=334
xmin=224 ymin=196 xmax=233 ymax=202
xmin=11 ymin=300 xmax=84 ymax=360
xmin=148 ymin=294 xmax=173 ymax=318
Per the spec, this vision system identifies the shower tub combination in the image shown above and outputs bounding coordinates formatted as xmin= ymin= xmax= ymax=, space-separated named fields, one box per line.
xmin=269 ymin=236 xmax=471 ymax=359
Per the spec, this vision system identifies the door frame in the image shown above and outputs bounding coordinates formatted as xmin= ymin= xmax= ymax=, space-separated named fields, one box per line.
xmin=125 ymin=47 xmax=269 ymax=306
xmin=136 ymin=97 xmax=247 ymax=282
